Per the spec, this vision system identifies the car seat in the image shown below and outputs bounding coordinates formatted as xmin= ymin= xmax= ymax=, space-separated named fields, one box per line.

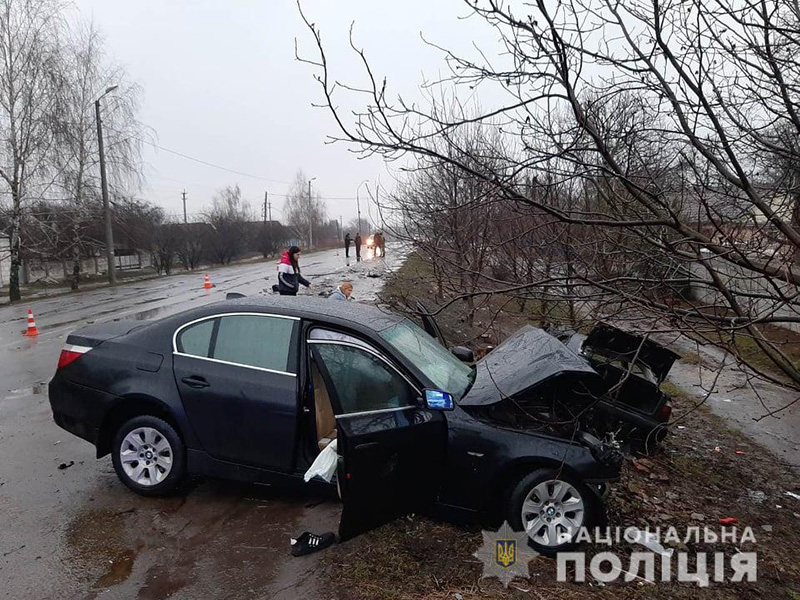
xmin=312 ymin=363 xmax=337 ymax=450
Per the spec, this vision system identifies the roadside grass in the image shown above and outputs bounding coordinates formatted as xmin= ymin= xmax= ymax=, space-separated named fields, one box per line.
xmin=660 ymin=381 xmax=692 ymax=402
xmin=679 ymin=351 xmax=709 ymax=367
xmin=684 ymin=323 xmax=800 ymax=382
xmin=724 ymin=326 xmax=800 ymax=377
xmin=322 ymin=256 xmax=800 ymax=600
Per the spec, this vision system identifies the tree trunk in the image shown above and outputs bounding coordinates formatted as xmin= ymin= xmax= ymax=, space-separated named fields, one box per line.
xmin=8 ymin=184 xmax=21 ymax=302
xmin=71 ymin=244 xmax=80 ymax=291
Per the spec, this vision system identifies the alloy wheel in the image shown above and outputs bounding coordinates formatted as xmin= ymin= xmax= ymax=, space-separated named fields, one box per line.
xmin=521 ymin=479 xmax=585 ymax=548
xmin=119 ymin=426 xmax=173 ymax=487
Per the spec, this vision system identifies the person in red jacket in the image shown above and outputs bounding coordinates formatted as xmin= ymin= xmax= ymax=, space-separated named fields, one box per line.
xmin=276 ymin=246 xmax=311 ymax=295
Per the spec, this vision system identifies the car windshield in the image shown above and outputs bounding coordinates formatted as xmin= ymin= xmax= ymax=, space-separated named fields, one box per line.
xmin=380 ymin=319 xmax=474 ymax=399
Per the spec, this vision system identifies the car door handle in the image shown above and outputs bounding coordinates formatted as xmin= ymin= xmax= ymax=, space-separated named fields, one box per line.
xmin=181 ymin=375 xmax=209 ymax=389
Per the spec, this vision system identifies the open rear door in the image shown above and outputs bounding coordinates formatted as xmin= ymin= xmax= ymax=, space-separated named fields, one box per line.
xmin=310 ymin=342 xmax=447 ymax=542
xmin=415 ymin=301 xmax=447 ymax=348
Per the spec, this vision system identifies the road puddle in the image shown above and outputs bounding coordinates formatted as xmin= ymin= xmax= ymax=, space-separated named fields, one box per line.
xmin=130 ymin=306 xmax=170 ymax=320
xmin=138 ymin=564 xmax=188 ymax=600
xmin=93 ymin=548 xmax=136 ymax=588
xmin=65 ymin=508 xmax=136 ymax=589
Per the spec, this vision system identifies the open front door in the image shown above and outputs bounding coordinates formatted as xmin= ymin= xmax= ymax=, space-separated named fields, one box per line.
xmin=310 ymin=340 xmax=447 ymax=541
xmin=415 ymin=301 xmax=447 ymax=348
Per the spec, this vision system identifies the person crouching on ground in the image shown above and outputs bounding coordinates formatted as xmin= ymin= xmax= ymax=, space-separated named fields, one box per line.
xmin=277 ymin=246 xmax=311 ymax=296
xmin=329 ymin=281 xmax=353 ymax=301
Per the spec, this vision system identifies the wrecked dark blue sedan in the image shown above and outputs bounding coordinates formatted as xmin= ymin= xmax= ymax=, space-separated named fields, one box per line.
xmin=49 ymin=296 xmax=621 ymax=552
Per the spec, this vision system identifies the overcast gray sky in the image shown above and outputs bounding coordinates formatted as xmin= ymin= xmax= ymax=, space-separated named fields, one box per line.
xmin=70 ymin=1 xmax=486 ymax=226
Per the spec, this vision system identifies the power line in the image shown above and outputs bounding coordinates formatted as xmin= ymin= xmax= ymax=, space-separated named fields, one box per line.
xmin=134 ymin=136 xmax=292 ymax=185
xmin=0 ymin=116 xmax=378 ymax=204
xmin=127 ymin=134 xmax=374 ymax=200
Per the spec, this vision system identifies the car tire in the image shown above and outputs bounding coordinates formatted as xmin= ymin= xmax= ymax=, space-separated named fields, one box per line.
xmin=111 ymin=415 xmax=185 ymax=497
xmin=507 ymin=468 xmax=601 ymax=556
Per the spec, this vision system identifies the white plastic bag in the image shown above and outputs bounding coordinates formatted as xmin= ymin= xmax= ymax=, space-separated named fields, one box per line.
xmin=303 ymin=439 xmax=338 ymax=483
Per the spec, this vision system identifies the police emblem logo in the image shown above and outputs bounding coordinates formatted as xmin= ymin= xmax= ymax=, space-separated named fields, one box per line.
xmin=495 ymin=540 xmax=516 ymax=568
xmin=474 ymin=522 xmax=539 ymax=587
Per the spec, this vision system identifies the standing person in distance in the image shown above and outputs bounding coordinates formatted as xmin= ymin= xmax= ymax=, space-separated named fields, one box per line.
xmin=354 ymin=232 xmax=362 ymax=262
xmin=277 ymin=246 xmax=311 ymax=296
xmin=378 ymin=231 xmax=387 ymax=257
xmin=344 ymin=232 xmax=351 ymax=259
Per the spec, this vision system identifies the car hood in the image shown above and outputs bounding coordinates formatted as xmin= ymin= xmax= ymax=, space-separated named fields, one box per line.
xmin=459 ymin=325 xmax=601 ymax=406
xmin=578 ymin=323 xmax=680 ymax=383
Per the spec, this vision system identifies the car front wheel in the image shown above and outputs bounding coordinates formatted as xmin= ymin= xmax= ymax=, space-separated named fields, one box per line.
xmin=111 ymin=415 xmax=185 ymax=497
xmin=508 ymin=469 xmax=600 ymax=555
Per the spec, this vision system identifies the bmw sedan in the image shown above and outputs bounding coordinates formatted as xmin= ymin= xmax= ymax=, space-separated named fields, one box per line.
xmin=49 ymin=296 xmax=621 ymax=553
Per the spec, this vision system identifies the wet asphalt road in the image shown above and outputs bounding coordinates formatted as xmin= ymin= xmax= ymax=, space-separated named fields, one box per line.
xmin=0 ymin=246 xmax=404 ymax=599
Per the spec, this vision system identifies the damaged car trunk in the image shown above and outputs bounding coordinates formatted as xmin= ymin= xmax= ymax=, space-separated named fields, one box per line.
xmin=434 ymin=317 xmax=679 ymax=455
xmin=562 ymin=323 xmax=680 ymax=453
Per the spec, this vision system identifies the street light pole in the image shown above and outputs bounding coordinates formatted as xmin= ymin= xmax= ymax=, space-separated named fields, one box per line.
xmin=356 ymin=180 xmax=369 ymax=236
xmin=95 ymin=85 xmax=118 ymax=285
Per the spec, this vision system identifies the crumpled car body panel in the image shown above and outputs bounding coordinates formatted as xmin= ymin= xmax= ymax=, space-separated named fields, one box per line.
xmin=459 ymin=325 xmax=601 ymax=406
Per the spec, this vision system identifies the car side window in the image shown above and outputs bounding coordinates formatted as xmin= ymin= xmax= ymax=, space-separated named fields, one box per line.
xmin=177 ymin=318 xmax=216 ymax=357
xmin=212 ymin=315 xmax=296 ymax=373
xmin=313 ymin=343 xmax=415 ymax=414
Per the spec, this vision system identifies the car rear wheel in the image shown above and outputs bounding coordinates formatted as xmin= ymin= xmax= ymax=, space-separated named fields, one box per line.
xmin=111 ymin=415 xmax=185 ymax=497
xmin=508 ymin=469 xmax=600 ymax=555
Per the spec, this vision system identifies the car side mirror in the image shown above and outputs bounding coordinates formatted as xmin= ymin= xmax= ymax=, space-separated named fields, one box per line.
xmin=451 ymin=346 xmax=474 ymax=363
xmin=424 ymin=389 xmax=455 ymax=411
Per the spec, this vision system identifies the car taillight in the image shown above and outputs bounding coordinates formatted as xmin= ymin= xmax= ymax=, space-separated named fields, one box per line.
xmin=657 ymin=402 xmax=672 ymax=422
xmin=57 ymin=345 xmax=91 ymax=369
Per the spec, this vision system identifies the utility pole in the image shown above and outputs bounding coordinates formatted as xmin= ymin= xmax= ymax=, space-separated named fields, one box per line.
xmin=95 ymin=85 xmax=118 ymax=285
xmin=182 ymin=190 xmax=188 ymax=224
xmin=262 ymin=191 xmax=270 ymax=257
xmin=307 ymin=177 xmax=316 ymax=248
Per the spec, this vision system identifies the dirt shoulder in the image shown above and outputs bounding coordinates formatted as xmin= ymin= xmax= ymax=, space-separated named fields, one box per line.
xmin=320 ymin=253 xmax=800 ymax=600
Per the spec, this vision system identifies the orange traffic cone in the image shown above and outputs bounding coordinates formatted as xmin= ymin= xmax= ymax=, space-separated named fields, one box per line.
xmin=203 ymin=273 xmax=213 ymax=290
xmin=24 ymin=308 xmax=40 ymax=337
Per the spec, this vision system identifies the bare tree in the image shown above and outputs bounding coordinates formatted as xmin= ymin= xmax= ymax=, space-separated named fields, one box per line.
xmin=205 ymin=184 xmax=251 ymax=264
xmin=46 ymin=21 xmax=146 ymax=290
xmin=0 ymin=0 xmax=63 ymax=301
xmin=285 ymin=169 xmax=326 ymax=248
xmin=384 ymin=112 xmax=509 ymax=326
xmin=346 ymin=216 xmax=371 ymax=236
xmin=299 ymin=0 xmax=800 ymax=415
xmin=175 ymin=223 xmax=205 ymax=270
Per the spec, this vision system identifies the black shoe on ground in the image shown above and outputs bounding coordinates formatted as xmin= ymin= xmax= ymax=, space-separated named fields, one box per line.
xmin=290 ymin=531 xmax=337 ymax=557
